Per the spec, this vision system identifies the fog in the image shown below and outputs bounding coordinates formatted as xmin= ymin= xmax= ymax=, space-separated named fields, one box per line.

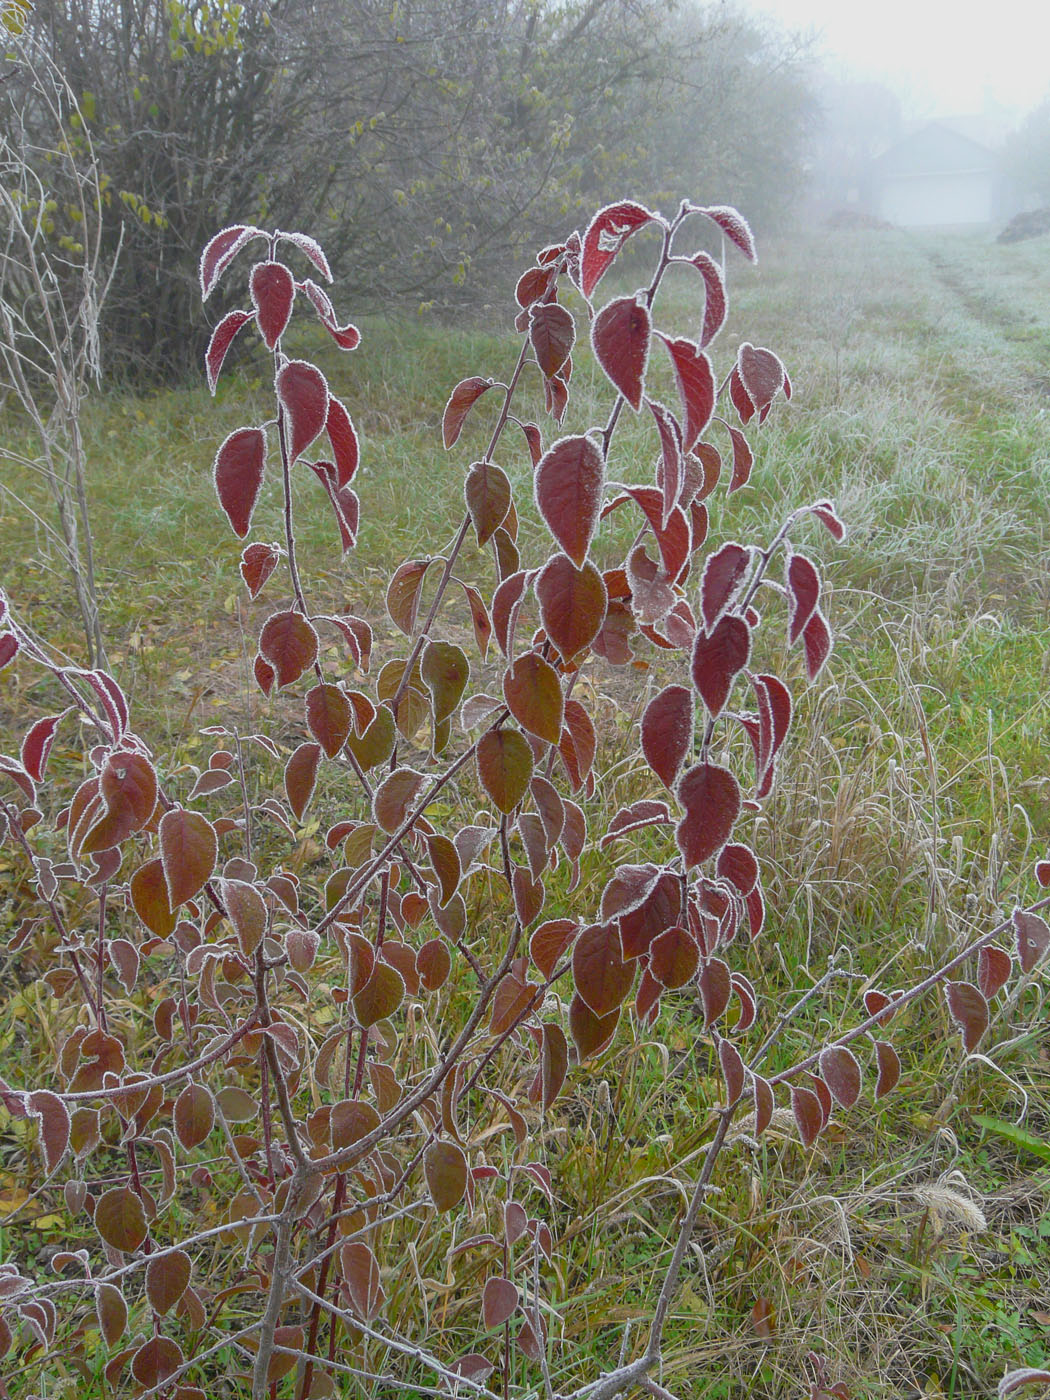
xmin=750 ymin=0 xmax=1049 ymax=120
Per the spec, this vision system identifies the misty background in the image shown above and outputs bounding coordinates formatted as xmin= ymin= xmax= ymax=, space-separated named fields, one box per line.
xmin=9 ymin=0 xmax=1050 ymax=383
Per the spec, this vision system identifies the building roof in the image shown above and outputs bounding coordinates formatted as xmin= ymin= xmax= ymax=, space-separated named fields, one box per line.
xmin=871 ymin=120 xmax=1000 ymax=178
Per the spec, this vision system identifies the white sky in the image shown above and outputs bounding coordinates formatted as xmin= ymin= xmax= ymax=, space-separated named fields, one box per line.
xmin=750 ymin=0 xmax=1050 ymax=119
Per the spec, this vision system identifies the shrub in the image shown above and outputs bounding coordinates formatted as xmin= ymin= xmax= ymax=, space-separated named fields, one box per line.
xmin=0 ymin=200 xmax=1048 ymax=1400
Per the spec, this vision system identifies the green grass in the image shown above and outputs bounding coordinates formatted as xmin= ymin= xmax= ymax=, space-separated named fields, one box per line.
xmin=2 ymin=224 xmax=1050 ymax=1398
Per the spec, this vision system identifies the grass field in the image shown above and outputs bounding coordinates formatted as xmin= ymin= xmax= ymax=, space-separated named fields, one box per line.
xmin=1 ymin=223 xmax=1049 ymax=1399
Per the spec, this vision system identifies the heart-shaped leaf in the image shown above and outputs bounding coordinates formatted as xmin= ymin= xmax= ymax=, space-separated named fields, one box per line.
xmin=676 ymin=762 xmax=740 ymax=868
xmin=534 ymin=435 xmax=605 ymax=566
xmin=591 ymin=296 xmax=650 ymax=410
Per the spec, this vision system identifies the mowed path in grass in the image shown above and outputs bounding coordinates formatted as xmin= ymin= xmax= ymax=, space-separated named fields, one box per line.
xmin=1 ymin=226 xmax=1049 ymax=1397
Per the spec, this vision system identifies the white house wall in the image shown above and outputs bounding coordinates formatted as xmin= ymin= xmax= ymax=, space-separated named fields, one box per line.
xmin=877 ymin=171 xmax=994 ymax=226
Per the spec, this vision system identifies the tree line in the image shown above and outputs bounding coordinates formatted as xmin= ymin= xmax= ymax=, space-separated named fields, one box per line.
xmin=9 ymin=0 xmax=815 ymax=381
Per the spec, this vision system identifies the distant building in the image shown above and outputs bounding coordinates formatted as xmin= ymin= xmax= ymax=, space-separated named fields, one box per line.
xmin=863 ymin=116 xmax=1020 ymax=228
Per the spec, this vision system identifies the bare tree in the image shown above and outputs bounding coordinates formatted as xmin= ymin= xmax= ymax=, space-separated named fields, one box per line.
xmin=0 ymin=27 xmax=116 ymax=667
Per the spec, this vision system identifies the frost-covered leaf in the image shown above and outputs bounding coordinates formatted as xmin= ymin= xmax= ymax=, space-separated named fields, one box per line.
xmin=276 ymin=359 xmax=328 ymax=462
xmin=535 ymin=434 xmax=605 ymax=566
xmin=676 ymin=761 xmax=740 ymax=868
xmin=592 ymin=296 xmax=650 ymax=410
xmin=580 ymin=200 xmax=658 ymax=298
xmin=641 ymin=684 xmax=693 ymax=789
xmin=249 ymin=261 xmax=295 ymax=349
xmin=214 ymin=427 xmax=265 ymax=538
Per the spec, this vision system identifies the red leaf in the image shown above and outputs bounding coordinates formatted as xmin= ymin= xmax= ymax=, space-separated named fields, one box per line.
xmin=146 ymin=1251 xmax=191 ymax=1317
xmin=259 ymin=609 xmax=319 ymax=687
xmin=1013 ymin=907 xmax=1050 ymax=973
xmin=700 ymin=542 xmax=750 ymax=630
xmin=159 ymin=808 xmax=217 ymax=907
xmin=95 ymin=1283 xmax=127 ymax=1347
xmin=326 ymin=396 xmax=360 ymax=487
xmin=530 ymin=919 xmax=577 ymax=978
xmin=591 ymin=296 xmax=650 ymax=410
xmin=945 ymin=981 xmax=988 ymax=1052
xmin=199 ymin=224 xmax=265 ymax=300
xmin=601 ymin=799 xmax=672 ymax=848
xmin=477 ymin=729 xmax=533 ymax=814
xmin=80 ymin=750 xmax=158 ymax=854
xmin=443 ymin=377 xmax=493 ymax=449
xmin=699 ymin=958 xmax=731 ymax=1027
xmin=694 ymin=204 xmax=757 ymax=262
xmin=978 ymin=944 xmax=1012 ymax=999
xmin=301 ymin=278 xmax=360 ymax=349
xmin=131 ymin=858 xmax=176 ymax=938
xmin=650 ymin=925 xmax=699 ymax=989
xmin=676 ymin=762 xmax=740 ymax=868
xmin=520 ymin=421 xmax=543 ymax=467
xmin=387 ymin=558 xmax=432 ymax=636
xmin=0 ymin=633 xmax=18 ymax=674
xmin=719 ymin=1039 xmax=745 ymax=1104
xmin=417 ymin=939 xmax=452 ymax=991
xmin=558 ymin=698 xmax=596 ymax=791
xmin=174 ymin=1082 xmax=214 ymax=1150
xmin=536 ymin=554 xmax=607 ymax=662
xmin=285 ymin=741 xmax=321 ymax=821
xmin=372 ymin=767 xmax=425 ymax=833
xmin=277 ymin=230 xmax=332 ymax=281
xmin=95 ymin=1185 xmax=147 ymax=1252
xmin=569 ymin=993 xmax=619 ymax=1060
xmin=791 ymin=1084 xmax=822 ymax=1147
xmin=753 ymin=1074 xmax=774 ymax=1134
xmin=738 ymin=343 xmax=785 ymax=414
xmin=573 ymin=923 xmax=633 ymax=1017
xmin=249 ymin=261 xmax=295 ymax=349
xmin=534 ymin=434 xmax=605 ymax=566
xmin=999 ymin=1369 xmax=1050 ymax=1397
xmin=254 ymin=652 xmax=275 ymax=696
xmin=685 ymin=250 xmax=728 ymax=347
xmin=213 ymin=426 xmax=266 ymax=538
xmin=731 ymin=971 xmax=758 ymax=1031
xmin=276 ymin=359 xmax=328 ymax=462
xmin=353 ymin=962 xmax=405 ymax=1026
xmin=810 ymin=499 xmax=847 ymax=541
xmin=717 ymin=843 xmax=759 ymax=895
xmin=530 ymin=301 xmax=575 ymax=378
xmin=306 ymin=683 xmax=352 ymax=757
xmin=691 ymin=614 xmax=751 ymax=717
xmin=240 ymin=542 xmax=280 ymax=598
xmin=649 ymin=398 xmax=683 ymax=525
xmin=787 ymin=553 xmax=821 ymax=644
xmin=659 ymin=336 xmax=715 ymax=450
xmin=580 ymin=200 xmax=657 ymax=298
xmin=483 ymin=1276 xmax=519 ymax=1330
xmin=802 ymin=609 xmax=833 ymax=681
xmin=492 ymin=570 xmax=529 ymax=657
xmin=131 ymin=1337 xmax=184 ymax=1387
xmin=465 ymin=461 xmax=511 ymax=547
xmin=874 ymin=1040 xmax=901 ymax=1099
xmin=205 ymin=308 xmax=253 ymax=393
xmin=516 ymin=264 xmax=554 ymax=307
xmin=727 ymin=425 xmax=754 ymax=492
xmin=819 ymin=1047 xmax=862 ymax=1109
xmin=223 ymin=878 xmax=266 ymax=956
xmin=27 ymin=1090 xmax=69 ymax=1175
xmin=21 ymin=713 xmax=65 ymax=783
xmin=641 ymin=684 xmax=693 ymax=788
xmin=504 ymin=653 xmax=563 ymax=746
